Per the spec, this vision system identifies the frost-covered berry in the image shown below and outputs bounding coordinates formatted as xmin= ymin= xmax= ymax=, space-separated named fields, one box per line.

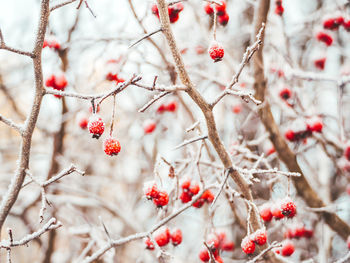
xmin=88 ymin=115 xmax=105 ymax=139
xmin=208 ymin=42 xmax=224 ymax=62
xmin=241 ymin=236 xmax=255 ymax=254
xmin=103 ymin=137 xmax=121 ymax=156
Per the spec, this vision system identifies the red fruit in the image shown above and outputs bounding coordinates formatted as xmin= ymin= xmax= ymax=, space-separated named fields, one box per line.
xmin=316 ymin=32 xmax=333 ymax=46
xmin=267 ymin=147 xmax=276 ymax=156
xmin=106 ymin=72 xmax=117 ymax=81
xmin=192 ymin=198 xmax=205 ymax=208
xmin=45 ymin=75 xmax=56 ymax=87
xmin=215 ymin=0 xmax=226 ymax=16
xmin=281 ymin=199 xmax=297 ymax=218
xmin=88 ymin=115 xmax=105 ymax=139
xmin=217 ymin=232 xmax=227 ymax=243
xmin=208 ymin=42 xmax=224 ymax=62
xmin=103 ymin=137 xmax=121 ymax=156
xmin=343 ymin=20 xmax=350 ymax=31
xmin=218 ymin=12 xmax=229 ymax=26
xmin=153 ymin=191 xmax=169 ymax=207
xmin=232 ymin=105 xmax=241 ymax=114
xmin=271 ymin=205 xmax=285 ymax=219
xmin=347 ymin=235 xmax=350 ymax=249
xmin=260 ymin=205 xmax=273 ymax=222
xmin=314 ymin=58 xmax=326 ymax=70
xmin=145 ymin=184 xmax=160 ymax=199
xmin=79 ymin=117 xmax=88 ymax=129
xmin=279 ymin=88 xmax=292 ymax=100
xmin=54 ymin=75 xmax=67 ymax=90
xmin=154 ymin=230 xmax=170 ymax=247
xmin=169 ymin=12 xmax=179 ymax=23
xmin=285 ymin=130 xmax=295 ymax=142
xmin=207 ymin=234 xmax=220 ymax=249
xmin=275 ymin=5 xmax=284 ymax=16
xmin=345 ymin=146 xmax=350 ymax=161
xmin=151 ymin=4 xmax=159 ymax=17
xmin=165 ymin=101 xmax=177 ymax=112
xmin=214 ymin=256 xmax=223 ymax=263
xmin=179 ymin=191 xmax=192 ymax=203
xmin=199 ymin=249 xmax=210 ymax=262
xmin=202 ymin=190 xmax=214 ymax=203
xmin=310 ymin=121 xmax=323 ymax=133
xmin=204 ymin=3 xmax=214 ymax=15
xmin=281 ymin=240 xmax=295 ymax=256
xmin=143 ymin=120 xmax=156 ymax=134
xmin=51 ymin=41 xmax=61 ymax=50
xmin=189 ymin=184 xmax=200 ymax=195
xmin=171 ymin=229 xmax=182 ymax=246
xmin=145 ymin=238 xmax=155 ymax=250
xmin=43 ymin=40 xmax=49 ymax=48
xmin=252 ymin=229 xmax=267 ymax=246
xmin=221 ymin=241 xmax=235 ymax=251
xmin=241 ymin=236 xmax=255 ymax=254
xmin=181 ymin=179 xmax=191 ymax=190
xmin=157 ymin=104 xmax=166 ymax=113
xmin=323 ymin=18 xmax=339 ymax=30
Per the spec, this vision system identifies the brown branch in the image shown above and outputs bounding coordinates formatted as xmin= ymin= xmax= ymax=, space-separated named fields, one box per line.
xmin=129 ymin=28 xmax=162 ymax=49
xmin=50 ymin=0 xmax=78 ymax=11
xmin=0 ymin=114 xmax=23 ymax=134
xmin=251 ymin=0 xmax=350 ymax=240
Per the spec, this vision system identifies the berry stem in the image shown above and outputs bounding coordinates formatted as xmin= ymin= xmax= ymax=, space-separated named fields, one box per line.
xmin=213 ymin=10 xmax=217 ymax=41
xmin=110 ymin=95 xmax=117 ymax=136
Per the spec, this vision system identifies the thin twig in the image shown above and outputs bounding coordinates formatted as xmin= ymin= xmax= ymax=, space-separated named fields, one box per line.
xmin=246 ymin=241 xmax=282 ymax=263
xmin=172 ymin=135 xmax=208 ymax=150
xmin=50 ymin=0 xmax=78 ymax=11
xmin=138 ymin=91 xmax=171 ymax=112
xmin=129 ymin=28 xmax=162 ymax=49
xmin=0 ymin=114 xmax=23 ymax=134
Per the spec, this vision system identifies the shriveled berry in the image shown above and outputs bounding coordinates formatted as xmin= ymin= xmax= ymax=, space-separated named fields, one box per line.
xmin=88 ymin=115 xmax=105 ymax=139
xmin=221 ymin=241 xmax=235 ymax=251
xmin=275 ymin=5 xmax=284 ymax=16
xmin=285 ymin=130 xmax=295 ymax=142
xmin=218 ymin=12 xmax=229 ymax=26
xmin=344 ymin=146 xmax=350 ymax=161
xmin=165 ymin=101 xmax=177 ymax=112
xmin=103 ymin=137 xmax=121 ymax=156
xmin=280 ymin=88 xmax=292 ymax=100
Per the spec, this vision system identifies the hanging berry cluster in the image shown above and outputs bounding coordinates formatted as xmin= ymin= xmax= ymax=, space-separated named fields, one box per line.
xmin=144 ymin=183 xmax=169 ymax=208
xmin=199 ymin=232 xmax=234 ymax=263
xmin=241 ymin=229 xmax=267 ymax=254
xmin=151 ymin=2 xmax=184 ymax=23
xmin=179 ymin=179 xmax=214 ymax=208
xmin=284 ymin=225 xmax=314 ymax=239
xmin=204 ymin=0 xmax=229 ymax=26
xmin=285 ymin=120 xmax=323 ymax=143
xmin=259 ymin=198 xmax=297 ymax=222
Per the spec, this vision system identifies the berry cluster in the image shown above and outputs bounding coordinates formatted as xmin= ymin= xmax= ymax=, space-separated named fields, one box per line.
xmin=179 ymin=179 xmax=214 ymax=208
xmin=284 ymin=225 xmax=314 ymax=239
xmin=275 ymin=240 xmax=295 ymax=257
xmin=274 ymin=0 xmax=284 ymax=16
xmin=241 ymin=229 xmax=267 ymax=254
xmin=204 ymin=0 xmax=229 ymax=26
xmin=144 ymin=183 xmax=169 ymax=208
xmin=145 ymin=227 xmax=182 ymax=249
xmin=285 ymin=120 xmax=323 ymax=142
xmin=323 ymin=16 xmax=350 ymax=31
xmin=199 ymin=232 xmax=234 ymax=262
xmin=105 ymin=72 xmax=125 ymax=83
xmin=45 ymin=74 xmax=68 ymax=98
xmin=157 ymin=100 xmax=178 ymax=113
xmin=151 ymin=3 xmax=184 ymax=23
xmin=43 ymin=39 xmax=61 ymax=50
xmin=208 ymin=41 xmax=224 ymax=62
xmin=260 ymin=199 xmax=297 ymax=222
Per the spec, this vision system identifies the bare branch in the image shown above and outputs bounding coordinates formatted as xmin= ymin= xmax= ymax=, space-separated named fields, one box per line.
xmin=138 ymin=91 xmax=171 ymax=113
xmin=334 ymin=251 xmax=350 ymax=263
xmin=50 ymin=0 xmax=78 ymax=11
xmin=129 ymin=28 xmax=162 ymax=49
xmin=0 ymin=114 xmax=23 ymax=134
xmin=172 ymin=135 xmax=208 ymax=150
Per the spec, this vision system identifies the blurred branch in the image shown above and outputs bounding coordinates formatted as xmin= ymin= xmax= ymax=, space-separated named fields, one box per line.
xmin=0 ymin=29 xmax=35 ymax=58
xmin=129 ymin=28 xmax=162 ymax=49
xmin=0 ymin=114 xmax=23 ymax=134
xmin=50 ymin=0 xmax=78 ymax=12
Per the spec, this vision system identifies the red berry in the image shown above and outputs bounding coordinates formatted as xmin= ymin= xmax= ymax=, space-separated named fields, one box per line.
xmin=165 ymin=101 xmax=177 ymax=112
xmin=221 ymin=241 xmax=235 ymax=251
xmin=275 ymin=5 xmax=284 ymax=16
xmin=316 ymin=32 xmax=333 ymax=46
xmin=151 ymin=4 xmax=159 ymax=17
xmin=171 ymin=229 xmax=182 ymax=246
xmin=204 ymin=3 xmax=214 ymax=15
xmin=181 ymin=179 xmax=191 ymax=190
xmin=215 ymin=0 xmax=226 ymax=16
xmin=310 ymin=121 xmax=323 ymax=133
xmin=79 ymin=117 xmax=88 ymax=129
xmin=280 ymin=198 xmax=297 ymax=218
xmin=45 ymin=75 xmax=56 ymax=87
xmin=143 ymin=120 xmax=156 ymax=134
xmin=145 ymin=238 xmax=155 ymax=250
xmin=54 ymin=75 xmax=67 ymax=90
xmin=267 ymin=147 xmax=276 ymax=156
xmin=252 ymin=229 xmax=267 ymax=246
xmin=214 ymin=256 xmax=223 ymax=263
xmin=281 ymin=240 xmax=295 ymax=256
xmin=232 ymin=105 xmax=241 ymax=114
xmin=347 ymin=235 xmax=350 ymax=250
xmin=202 ymin=190 xmax=214 ymax=203
xmin=88 ymin=115 xmax=105 ymax=139
xmin=207 ymin=234 xmax=220 ymax=249
xmin=153 ymin=191 xmax=169 ymax=207
xmin=285 ymin=130 xmax=295 ymax=142
xmin=189 ymin=184 xmax=200 ymax=195
xmin=157 ymin=104 xmax=166 ymax=113
xmin=343 ymin=20 xmax=350 ymax=31
xmin=279 ymin=88 xmax=292 ymax=100
xmin=208 ymin=42 xmax=224 ymax=62
xmin=154 ymin=230 xmax=170 ymax=247
xmin=103 ymin=137 xmax=121 ymax=156
xmin=218 ymin=12 xmax=229 ymax=26
xmin=271 ymin=205 xmax=285 ymax=219
xmin=145 ymin=184 xmax=160 ymax=199
xmin=51 ymin=41 xmax=61 ymax=50
xmin=179 ymin=191 xmax=192 ymax=203
xmin=169 ymin=12 xmax=179 ymax=23
xmin=199 ymin=249 xmax=210 ymax=262
xmin=323 ymin=18 xmax=339 ymax=30
xmin=241 ymin=236 xmax=255 ymax=254
xmin=260 ymin=205 xmax=273 ymax=222
xmin=314 ymin=58 xmax=326 ymax=70
xmin=345 ymin=146 xmax=350 ymax=161
xmin=106 ymin=72 xmax=117 ymax=81
xmin=192 ymin=198 xmax=205 ymax=208
xmin=335 ymin=16 xmax=344 ymax=26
